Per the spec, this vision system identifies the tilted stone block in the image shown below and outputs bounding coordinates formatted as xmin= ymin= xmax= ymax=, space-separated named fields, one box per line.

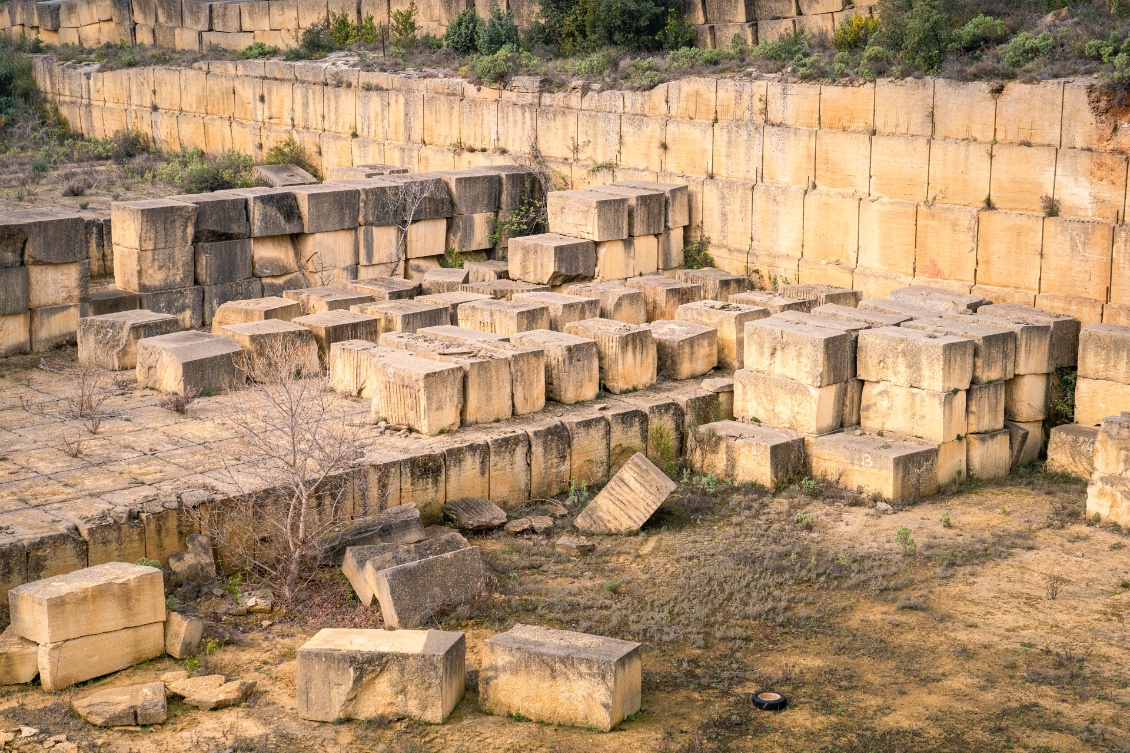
xmin=734 ymin=369 xmax=846 ymax=435
xmin=574 ymin=452 xmax=674 ymax=535
xmin=1046 ymin=423 xmax=1098 ymax=480
xmin=590 ymin=184 xmax=665 ymax=236
xmin=675 ymin=300 xmax=768 ymax=371
xmin=730 ymin=291 xmax=813 ymax=313
xmin=290 ymin=184 xmax=361 ymax=233
xmin=507 ymin=233 xmax=596 ymax=286
xmin=219 ymin=319 xmax=321 ymax=377
xmin=457 ymin=299 xmax=551 ymax=338
xmin=83 ymin=288 xmax=141 ymax=318
xmin=294 ymin=310 xmax=381 ymax=362
xmin=78 ymin=309 xmax=180 ymax=370
xmin=977 ymin=302 xmax=1080 ymax=368
xmin=547 ymin=189 xmax=629 ymax=242
xmin=856 ymin=326 xmax=974 ymax=392
xmin=284 ymin=286 xmax=375 ymax=315
xmin=326 ymin=165 xmax=409 ymax=180
xmin=479 ymin=624 xmax=641 ymax=731
xmin=563 ymin=318 xmax=657 ymax=394
xmin=744 ymin=317 xmax=855 ymax=386
xmin=1007 ymin=419 xmax=1043 ymax=468
xmin=297 ymin=628 xmax=465 ymax=724
xmin=169 ymin=192 xmax=250 ymax=242
xmin=342 ymin=531 xmax=469 ymax=606
xmin=165 ymin=611 xmax=204 ymax=660
xmin=326 ymin=505 xmax=428 ymax=564
xmin=110 ymin=199 xmax=197 ymax=250
xmin=369 ymin=350 xmax=464 ymax=434
xmin=512 ymin=329 xmax=600 ymax=405
xmin=512 ymin=291 xmax=600 ymax=332
xmin=901 ymin=317 xmax=1017 ymax=384
xmin=810 ymin=432 xmax=939 ymax=503
xmin=625 ymin=275 xmax=703 ymax=321
xmin=370 ymin=546 xmax=487 ymax=629
xmin=565 ymin=282 xmax=647 ymax=324
xmin=211 ymin=295 xmax=301 ymax=332
xmin=649 ymin=319 xmax=718 ymax=380
xmin=136 ymin=330 xmax=244 ymax=395
xmin=690 ymin=420 xmax=804 ymax=487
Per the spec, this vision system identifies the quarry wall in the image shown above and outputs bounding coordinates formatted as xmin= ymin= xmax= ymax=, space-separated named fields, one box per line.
xmin=27 ymin=54 xmax=1130 ymax=327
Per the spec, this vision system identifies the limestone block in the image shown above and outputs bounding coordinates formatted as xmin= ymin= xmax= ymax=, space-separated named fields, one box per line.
xmin=958 ymin=312 xmax=1053 ymax=374
xmin=566 ymin=283 xmax=648 ymax=324
xmin=594 ymin=237 xmax=635 ymax=280
xmin=510 ymin=292 xmax=599 ymax=332
xmin=445 ymin=212 xmax=494 ymax=252
xmin=1052 ymin=148 xmax=1127 ymax=224
xmin=664 ymin=118 xmax=714 ymax=175
xmin=511 ymin=329 xmax=599 ymax=405
xmin=574 ymin=452 xmax=675 ymax=535
xmin=649 ymin=319 xmax=717 ymax=380
xmin=425 ymin=169 xmax=499 ymax=215
xmin=2 ymin=209 xmax=86 ymax=265
xmin=915 ymin=204 xmax=979 ymax=284
xmin=0 ymin=627 xmax=38 ymax=686
xmin=293 ymin=310 xmax=381 ymax=362
xmin=113 ymin=243 xmax=195 ymax=293
xmin=0 ymin=266 xmax=28 ymax=316
xmin=1004 ymin=372 xmax=1049 ymax=422
xmin=135 ymin=330 xmax=243 ymax=395
xmin=405 ymin=218 xmax=446 ymax=259
xmin=988 ymin=143 xmax=1056 ymax=215
xmin=78 ymin=309 xmax=179 ymax=370
xmin=860 ymin=380 xmax=967 ymax=443
xmin=563 ymin=318 xmax=657 ymax=394
xmin=890 ymin=284 xmax=987 ymax=313
xmin=975 ymin=211 xmax=1043 ymax=293
xmin=1075 ymin=377 xmax=1130 ymax=426
xmin=1034 ymin=294 xmax=1103 ymax=328
xmin=297 ymin=228 xmax=359 ymax=272
xmin=456 ymin=299 xmax=550 ymax=338
xmin=368 ymin=546 xmax=485 ymax=628
xmin=1079 ymin=324 xmax=1130 ymax=384
xmin=480 ymin=624 xmax=641 ymax=731
xmin=463 ymin=259 xmax=509 ymax=284
xmin=994 ymin=81 xmax=1063 ymax=147
xmin=193 ymin=239 xmax=253 ymax=286
xmin=137 ymin=287 xmax=203 ymax=330
xmin=965 ymin=429 xmax=1010 ymax=480
xmin=690 ymin=420 xmax=804 ymax=487
xmin=547 ymin=190 xmax=629 ymax=242
xmin=211 ymin=296 xmax=300 ymax=332
xmin=744 ymin=317 xmax=854 ymax=386
xmin=675 ymin=300 xmax=768 ymax=370
xmin=72 ymin=681 xmax=166 ymax=727
xmin=868 ymin=134 xmax=929 ymax=202
xmin=481 ymin=428 xmax=530 ymax=507
xmin=729 ymin=291 xmax=812 ymax=313
xmin=614 ymin=181 xmax=690 ymax=229
xmin=461 ymin=279 xmax=552 ymax=300
xmin=83 ymin=288 xmax=141 ymax=318
xmin=349 ymin=276 xmax=419 ymax=301
xmin=733 ymin=369 xmax=845 ymax=435
xmin=559 ymin=411 xmax=610 ymax=487
xmin=27 ymin=303 xmax=79 ymax=350
xmin=284 ymin=286 xmax=373 ymax=316
xmin=218 ymin=320 xmax=320 ymax=376
xmin=1039 ymin=217 xmax=1113 ymax=302
xmin=228 ymin=187 xmax=304 ymax=237
xmin=249 ymin=235 xmax=298 ymax=277
xmin=27 ymin=260 xmax=88 ymax=308
xmin=111 ymin=199 xmax=197 ymax=250
xmin=1087 ymin=473 xmax=1130 ymax=526
xmin=297 ymin=628 xmax=464 ymax=724
xmin=370 ymin=350 xmax=463 ymax=434
xmin=776 ymin=283 xmax=860 ymax=307
xmin=899 ymin=317 xmax=1014 ymax=384
xmin=328 ymin=340 xmax=400 ymax=397
xmin=1011 ymin=419 xmax=1044 ymax=468
xmin=590 ymin=185 xmax=666 ymax=237
xmin=933 ymin=80 xmax=997 ymax=143
xmin=814 ymin=129 xmax=870 ymax=193
xmin=625 ymin=275 xmax=703 ymax=321
xmin=507 ymin=233 xmax=596 ymax=285
xmin=1046 ymin=423 xmax=1098 ymax=480
xmin=352 ymin=300 xmax=449 ymax=335
xmin=964 ymin=380 xmax=1006 ymax=434
xmin=420 ymin=268 xmax=469 ymax=296
xmin=810 ymin=303 xmax=908 ymax=326
xmin=762 ymin=125 xmax=816 ymax=187
xmin=165 ymin=611 xmax=204 ymax=659
xmin=809 ymin=432 xmax=938 ymax=502
xmin=413 ymin=291 xmax=490 ymax=326
xmin=712 ymin=120 xmax=762 ymax=182
xmin=674 ymin=269 xmax=747 ymax=302
xmin=1093 ymin=415 xmax=1130 ymax=476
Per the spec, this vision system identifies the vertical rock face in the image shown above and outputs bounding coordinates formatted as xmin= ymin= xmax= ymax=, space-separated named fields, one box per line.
xmin=479 ymin=624 xmax=642 ymax=731
xmin=574 ymin=453 xmax=675 ymax=535
xmin=296 ymin=628 xmax=465 ymax=724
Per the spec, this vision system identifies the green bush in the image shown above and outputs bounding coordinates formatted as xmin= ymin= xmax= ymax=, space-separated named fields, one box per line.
xmin=832 ymin=14 xmax=879 ymax=51
xmin=155 ymin=149 xmax=260 ymax=194
xmin=265 ymin=135 xmax=321 ymax=180
xmin=547 ymin=0 xmax=673 ymax=54
xmin=950 ymin=14 xmax=1007 ymax=52
xmin=875 ymin=0 xmax=951 ymax=73
xmin=656 ymin=7 xmax=694 ymax=51
xmin=478 ymin=3 xmax=520 ymax=55
xmin=443 ymin=8 xmax=483 ymax=53
xmin=391 ymin=1 xmax=420 ymax=47
xmin=0 ymin=39 xmax=39 ymax=128
xmin=239 ymin=41 xmax=280 ymax=58
xmin=1003 ymin=30 xmax=1055 ymax=69
xmin=470 ymin=44 xmax=545 ymax=83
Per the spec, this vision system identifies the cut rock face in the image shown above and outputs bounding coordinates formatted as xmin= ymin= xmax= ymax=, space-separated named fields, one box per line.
xmin=574 ymin=453 xmax=676 ymax=535
xmin=296 ymin=628 xmax=465 ymax=724
xmin=72 ymin=682 xmax=167 ymax=727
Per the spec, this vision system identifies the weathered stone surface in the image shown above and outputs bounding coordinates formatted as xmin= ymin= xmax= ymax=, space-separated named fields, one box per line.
xmin=956 ymin=313 xmax=1053 ymax=375
xmin=1078 ymin=324 xmax=1130 ymax=385
xmin=614 ymin=180 xmax=690 ymax=228
xmin=1087 ymin=473 xmax=1130 ymax=526
xmin=78 ymin=309 xmax=180 ymax=371
xmin=965 ymin=381 xmax=1006 ymax=433
xmin=444 ymin=497 xmax=507 ymax=530
xmin=430 ymin=169 xmax=501 ymax=214
xmin=901 ymin=317 xmax=1017 ymax=384
xmin=370 ymin=546 xmax=488 ymax=628
xmin=565 ymin=282 xmax=648 ymax=324
xmin=1093 ymin=415 xmax=1130 ymax=476
xmin=857 ymin=297 xmax=942 ymax=320
xmin=778 ymin=283 xmax=861 ymax=307
xmin=167 ymin=533 xmax=216 ymax=587
xmin=624 ymin=275 xmax=703 ymax=321
xmin=136 ymin=330 xmax=244 ymax=395
xmin=547 ymin=189 xmax=629 ymax=241
xmin=72 ymin=682 xmax=167 ymax=727
xmin=10 ymin=561 xmax=165 ymax=645
xmin=744 ymin=317 xmax=855 ymax=386
xmin=675 ymin=300 xmax=768 ymax=371
xmin=342 ymin=531 xmax=469 ymax=606
xmin=649 ymin=319 xmax=718 ymax=379
xmin=674 ymin=268 xmax=748 ymax=301
xmin=810 ymin=432 xmax=939 ymax=502
xmin=563 ymin=318 xmax=657 ymax=394
xmin=555 ymin=535 xmax=596 ymax=556
xmin=415 ymin=291 xmax=492 ymax=325
xmin=691 ymin=420 xmax=804 ymax=487
xmin=164 ymin=611 xmax=204 ymax=660
xmin=229 ymin=187 xmax=304 ymax=237
xmin=219 ymin=319 xmax=321 ymax=376
xmin=977 ymin=302 xmax=1080 ymax=368
xmin=861 ymin=380 xmax=967 ymax=444
xmin=464 ymin=259 xmax=510 ymax=283
xmin=348 ymin=276 xmax=420 ymax=301
xmin=294 ymin=310 xmax=381 ymax=362
xmin=111 ymin=199 xmax=197 ymax=250
xmin=169 ymin=192 xmax=250 ymax=241
xmin=810 ymin=303 xmax=911 ymax=327
xmin=1075 ymin=377 xmax=1130 ymax=426
xmin=479 ymin=624 xmax=641 ymax=732
xmin=590 ymin=184 xmax=665 ymax=236
xmin=856 ymin=326 xmax=974 ymax=392
xmin=511 ymin=329 xmax=600 ymax=405
xmin=1005 ymin=372 xmax=1049 ymax=422
xmin=3 ymin=209 xmax=86 ymax=264
xmin=284 ymin=286 xmax=374 ymax=315
xmin=460 ymin=279 xmax=552 ymax=300
xmin=730 ymin=291 xmax=813 ymax=313
xmin=290 ymin=184 xmax=361 ymax=233
xmin=39 ymin=621 xmax=166 ymax=691
xmin=574 ymin=453 xmax=675 ymax=535
xmin=512 ymin=292 xmax=600 ymax=332
xmin=369 ymin=350 xmax=464 ymax=435
xmin=966 ymin=429 xmax=1010 ymax=479
xmin=166 ymin=674 xmax=256 ymax=710
xmin=253 ymin=163 xmax=317 ymax=187
xmin=458 ymin=299 xmax=551 ymax=338
xmin=505 ymin=516 xmax=555 ymax=535
xmin=297 ymin=628 xmax=465 ymax=724
xmin=1046 ymin=423 xmax=1098 ymax=480
xmin=0 ymin=627 xmax=38 ymax=686
xmin=421 ymin=267 xmax=469 ymax=295
xmin=353 ymin=300 xmax=450 ymax=336
xmin=891 ymin=285 xmax=988 ymax=313
xmin=193 ymin=238 xmax=253 ymax=285
xmin=733 ymin=368 xmax=846 ymax=435
xmin=327 ymin=505 xmax=428 ymax=565
xmin=113 ymin=244 xmax=195 ymax=293
xmin=211 ymin=295 xmax=301 ymax=332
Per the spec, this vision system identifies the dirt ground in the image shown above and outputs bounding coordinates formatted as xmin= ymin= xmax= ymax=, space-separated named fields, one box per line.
xmin=1 ymin=469 xmax=1127 ymax=753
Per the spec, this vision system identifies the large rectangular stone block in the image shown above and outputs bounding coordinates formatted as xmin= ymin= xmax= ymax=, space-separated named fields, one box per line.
xmin=649 ymin=319 xmax=717 ymax=380
xmin=915 ymin=204 xmax=979 ymax=284
xmin=113 ymin=245 xmax=194 ymax=293
xmin=675 ymin=300 xmax=768 ymax=370
xmin=370 ymin=350 xmax=464 ymax=435
xmin=480 ymin=625 xmax=641 ymax=731
xmin=110 ymin=199 xmax=197 ymax=250
xmin=27 ymin=261 xmax=88 ymax=308
xmin=1046 ymin=423 xmax=1098 ymax=480
xmin=956 ymin=312 xmax=1053 ymax=375
xmin=1074 ymin=376 xmax=1130 ymax=427
xmin=733 ymin=369 xmax=845 ymax=435
xmin=194 ymin=239 xmax=253 ymax=285
xmin=1078 ymin=324 xmax=1130 ymax=385
xmin=38 ymin=621 xmax=165 ymax=691
xmin=227 ymin=187 xmax=304 ymax=237
xmin=899 ymin=317 xmax=1015 ymax=384
xmin=975 ymin=211 xmax=1043 ymax=293
xmin=966 ymin=381 xmax=1006 ymax=434
xmin=1040 ymin=217 xmax=1113 ymax=303
xmin=211 ymin=295 xmax=300 ymax=332
xmin=562 ymin=318 xmax=657 ymax=394
xmin=511 ymin=292 xmax=599 ymax=332
xmin=624 ymin=275 xmax=702 ymax=321
xmin=547 ymin=190 xmax=629 ymax=242
xmin=1004 ymin=373 xmax=1049 ymax=423
xmin=810 ymin=432 xmax=938 ymax=502
xmin=613 ymin=181 xmax=689 ymax=228
xmin=285 ymin=286 xmax=374 ymax=315
xmin=691 ymin=420 xmax=804 ymax=487
xmin=78 ymin=309 xmax=180 ymax=370
xmin=219 ymin=319 xmax=321 ymax=377
xmin=135 ymin=330 xmax=243 ymax=395
xmin=565 ymin=282 xmax=647 ymax=324
xmin=457 ymin=299 xmax=550 ymax=338
xmin=507 ymin=233 xmax=596 ymax=286
xmin=966 ymin=429 xmax=1010 ymax=480
xmin=856 ymin=326 xmax=973 ymax=391
xmin=294 ymin=310 xmax=381 ymax=362
xmin=860 ymin=380 xmax=967 ymax=444
xmin=744 ymin=317 xmax=854 ymax=386
xmin=511 ymin=329 xmax=599 ymax=405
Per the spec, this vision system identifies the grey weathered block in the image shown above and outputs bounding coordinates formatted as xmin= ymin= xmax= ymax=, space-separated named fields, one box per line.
xmin=291 ymin=184 xmax=362 ymax=233
xmin=284 ymin=286 xmax=374 ymax=315
xmin=169 ymin=192 xmax=250 ymax=241
xmin=111 ymin=199 xmax=197 ymax=250
xmin=211 ymin=295 xmax=300 ymax=332
xmin=369 ymin=546 xmax=487 ymax=628
xmin=429 ymin=169 xmax=500 ymax=214
xmin=0 ymin=266 xmax=29 ymax=316
xmin=226 ymin=187 xmax=304 ymax=237
xmin=194 ymin=239 xmax=253 ymax=285
xmin=294 ymin=310 xmax=381 ymax=362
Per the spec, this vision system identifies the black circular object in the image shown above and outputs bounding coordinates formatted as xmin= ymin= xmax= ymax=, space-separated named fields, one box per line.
xmin=751 ymin=690 xmax=787 ymax=711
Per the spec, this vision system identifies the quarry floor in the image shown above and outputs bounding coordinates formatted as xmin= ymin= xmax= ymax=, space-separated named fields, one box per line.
xmin=1 ymin=358 xmax=1129 ymax=752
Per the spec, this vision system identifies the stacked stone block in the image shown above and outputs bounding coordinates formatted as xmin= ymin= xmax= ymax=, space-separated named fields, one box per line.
xmin=1073 ymin=324 xmax=1130 ymax=428
xmin=111 ymin=199 xmax=202 ymax=328
xmin=1086 ymin=415 xmax=1130 ymax=526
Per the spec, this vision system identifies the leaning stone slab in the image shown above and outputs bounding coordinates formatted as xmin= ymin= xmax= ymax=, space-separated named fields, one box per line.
xmin=574 ymin=453 xmax=675 ymax=535
xmin=809 ymin=432 xmax=939 ymax=503
xmin=39 ymin=621 xmax=166 ymax=691
xmin=136 ymin=330 xmax=244 ymax=396
xmin=507 ymin=233 xmax=596 ymax=285
xmin=479 ymin=624 xmax=641 ymax=731
xmin=1046 ymin=424 xmax=1099 ymax=480
xmin=10 ymin=561 xmax=165 ymax=645
xmin=342 ymin=531 xmax=470 ymax=607
xmin=72 ymin=682 xmax=167 ymax=727
xmin=690 ymin=421 xmax=804 ymax=487
xmin=0 ymin=627 xmax=38 ymax=686
xmin=297 ymin=628 xmax=465 ymax=724
xmin=444 ymin=498 xmax=507 ymax=530
xmin=210 ymin=295 xmax=301 ymax=332
xmin=166 ymin=674 xmax=256 ymax=710
xmin=78 ymin=309 xmax=180 ymax=370
xmin=891 ymin=284 xmax=988 ymax=313
xmin=164 ymin=612 xmax=204 ymax=660
xmin=370 ymin=546 xmax=488 ymax=628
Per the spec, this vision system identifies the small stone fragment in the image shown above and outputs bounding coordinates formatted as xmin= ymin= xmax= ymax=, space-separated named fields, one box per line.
xmin=164 ymin=612 xmax=204 ymax=660
xmin=555 ymin=535 xmax=595 ymax=556
xmin=444 ymin=498 xmax=507 ymax=530
xmin=166 ymin=675 xmax=256 ymax=710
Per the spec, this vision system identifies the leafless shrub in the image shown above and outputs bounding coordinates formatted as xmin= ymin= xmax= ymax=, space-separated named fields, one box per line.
xmin=60 ymin=431 xmax=84 ymax=458
xmin=191 ymin=337 xmax=364 ymax=602
xmin=1045 ymin=572 xmax=1066 ymax=600
xmin=39 ymin=359 xmax=113 ymax=434
xmin=159 ymin=388 xmax=201 ymax=415
xmin=62 ymin=173 xmax=94 ymax=196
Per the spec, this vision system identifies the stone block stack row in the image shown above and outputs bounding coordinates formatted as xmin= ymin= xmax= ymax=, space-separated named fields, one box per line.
xmin=1087 ymin=414 xmax=1130 ymax=526
xmin=0 ymin=208 xmax=90 ymax=355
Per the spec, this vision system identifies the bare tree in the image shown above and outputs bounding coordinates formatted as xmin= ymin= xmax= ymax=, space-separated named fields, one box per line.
xmin=370 ymin=177 xmax=437 ymax=278
xmin=192 ymin=338 xmax=365 ymax=602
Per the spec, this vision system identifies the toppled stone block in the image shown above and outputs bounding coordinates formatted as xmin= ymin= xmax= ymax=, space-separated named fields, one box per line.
xmin=590 ymin=185 xmax=665 ymax=236
xmin=779 ymin=283 xmax=861 ymax=307
xmin=744 ymin=317 xmax=855 ymax=386
xmin=164 ymin=612 xmax=204 ymax=660
xmin=253 ymin=163 xmax=317 ymax=187
xmin=507 ymin=234 xmax=596 ymax=285
xmin=810 ymin=432 xmax=939 ymax=503
xmin=348 ymin=276 xmax=419 ymax=301
xmin=444 ymin=498 xmax=507 ymax=530
xmin=166 ymin=674 xmax=256 ymax=710
xmin=343 ymin=532 xmax=471 ymax=605
xmin=856 ymin=326 xmax=974 ymax=392
xmin=861 ymin=380 xmax=967 ymax=444
xmin=901 ymin=317 xmax=1017 ymax=384
xmin=211 ymin=295 xmax=301 ymax=332
xmin=1005 ymin=419 xmax=1042 ymax=468
xmin=72 ymin=682 xmax=166 ymax=727
xmin=511 ymin=329 xmax=600 ymax=404
xmin=421 ymin=267 xmax=469 ymax=295
xmin=457 ymin=299 xmax=551 ymax=338
xmin=39 ymin=621 xmax=166 ymax=691
xmin=78 ymin=309 xmax=179 ymax=370
xmin=977 ymin=302 xmax=1080 ymax=368
xmin=555 ymin=535 xmax=595 ymax=556
xmin=512 ymin=292 xmax=600 ymax=332
xmin=730 ymin=291 xmax=814 ymax=313
xmin=327 ymin=506 xmax=428 ymax=565
xmin=574 ymin=453 xmax=675 ymax=535
xmin=370 ymin=546 xmax=488 ymax=628
xmin=136 ymin=330 xmax=244 ymax=396
xmin=614 ymin=180 xmax=690 ymax=228
xmin=285 ymin=286 xmax=374 ymax=315
xmin=891 ymin=284 xmax=988 ymax=313
xmin=505 ymin=516 xmax=554 ymax=535
xmin=0 ymin=627 xmax=38 ymax=686
xmin=111 ymin=199 xmax=197 ymax=251
xmin=547 ymin=189 xmax=629 ymax=241
xmin=297 ymin=628 xmax=465 ymax=724
xmin=565 ymin=282 xmax=647 ymax=324
xmin=734 ymin=369 xmax=846 ymax=435
xmin=675 ymin=268 xmax=748 ymax=301
xmin=691 ymin=420 xmax=804 ymax=487
xmin=563 ymin=318 xmax=657 ymax=394
xmin=479 ymin=624 xmax=641 ymax=731
xmin=1046 ymin=424 xmax=1099 ymax=480
xmin=294 ymin=310 xmax=381 ymax=362
xmin=1078 ymin=324 xmax=1130 ymax=385
xmin=10 ymin=561 xmax=165 ymax=645
xmin=649 ymin=319 xmax=718 ymax=380
xmin=169 ymin=192 xmax=250 ymax=241
xmin=370 ymin=350 xmax=464 ymax=434
xmin=675 ymin=300 xmax=769 ymax=371
xmin=625 ymin=275 xmax=703 ymax=321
